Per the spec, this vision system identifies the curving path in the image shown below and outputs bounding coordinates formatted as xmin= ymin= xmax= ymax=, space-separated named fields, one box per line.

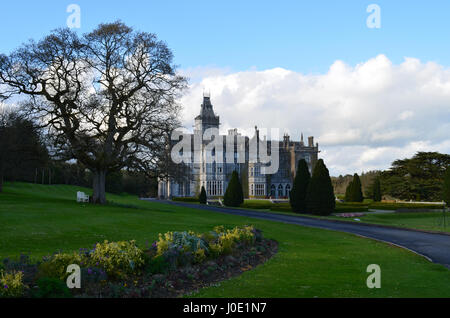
xmin=145 ymin=199 xmax=450 ymax=268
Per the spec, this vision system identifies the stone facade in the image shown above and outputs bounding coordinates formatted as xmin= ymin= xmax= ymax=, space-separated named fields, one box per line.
xmin=158 ymin=94 xmax=319 ymax=199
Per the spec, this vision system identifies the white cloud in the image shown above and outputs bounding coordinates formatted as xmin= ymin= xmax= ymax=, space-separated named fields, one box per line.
xmin=178 ymin=55 xmax=450 ymax=176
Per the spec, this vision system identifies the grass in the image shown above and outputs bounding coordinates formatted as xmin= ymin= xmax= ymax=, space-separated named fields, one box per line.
xmin=325 ymin=211 xmax=450 ymax=233
xmin=1 ymin=182 xmax=449 ymax=297
xmin=241 ymin=199 xmax=450 ymax=233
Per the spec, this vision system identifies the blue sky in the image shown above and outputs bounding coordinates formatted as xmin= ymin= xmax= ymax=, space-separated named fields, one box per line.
xmin=1 ymin=1 xmax=450 ymax=175
xmin=1 ymin=0 xmax=450 ymax=73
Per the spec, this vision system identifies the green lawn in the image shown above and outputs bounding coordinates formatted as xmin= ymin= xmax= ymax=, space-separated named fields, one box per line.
xmin=1 ymin=182 xmax=449 ymax=297
xmin=326 ymin=211 xmax=450 ymax=234
xmin=240 ymin=199 xmax=450 ymax=234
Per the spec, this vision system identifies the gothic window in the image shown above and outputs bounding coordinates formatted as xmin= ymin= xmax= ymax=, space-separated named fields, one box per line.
xmin=285 ymin=184 xmax=291 ymax=197
xmin=270 ymin=184 xmax=276 ymax=197
xmin=179 ymin=183 xmax=184 ymax=196
xmin=278 ymin=184 xmax=283 ymax=197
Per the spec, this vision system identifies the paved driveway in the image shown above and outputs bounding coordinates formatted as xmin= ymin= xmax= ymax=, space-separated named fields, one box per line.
xmin=145 ymin=199 xmax=450 ymax=268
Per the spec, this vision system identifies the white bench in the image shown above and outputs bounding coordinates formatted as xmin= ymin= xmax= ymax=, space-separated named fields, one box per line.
xmin=77 ymin=191 xmax=89 ymax=203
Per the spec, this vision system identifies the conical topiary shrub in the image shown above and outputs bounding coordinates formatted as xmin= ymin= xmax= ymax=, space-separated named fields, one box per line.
xmin=344 ymin=181 xmax=353 ymax=202
xmin=305 ymin=159 xmax=335 ymax=215
xmin=289 ymin=159 xmax=310 ymax=213
xmin=443 ymin=166 xmax=450 ymax=207
xmin=199 ymin=186 xmax=207 ymax=204
xmin=224 ymin=170 xmax=244 ymax=207
xmin=351 ymin=173 xmax=364 ymax=202
xmin=344 ymin=174 xmax=364 ymax=202
xmin=372 ymin=177 xmax=382 ymax=202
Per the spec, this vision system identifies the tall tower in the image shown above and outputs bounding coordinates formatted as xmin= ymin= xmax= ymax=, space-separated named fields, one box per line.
xmin=194 ymin=93 xmax=220 ymax=135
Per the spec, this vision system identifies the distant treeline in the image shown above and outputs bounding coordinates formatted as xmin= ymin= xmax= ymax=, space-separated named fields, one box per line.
xmin=332 ymin=152 xmax=450 ymax=202
xmin=331 ymin=171 xmax=380 ymax=197
xmin=0 ymin=111 xmax=157 ymax=196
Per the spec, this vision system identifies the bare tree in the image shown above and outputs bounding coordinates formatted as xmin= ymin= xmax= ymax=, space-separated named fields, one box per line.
xmin=0 ymin=22 xmax=186 ymax=203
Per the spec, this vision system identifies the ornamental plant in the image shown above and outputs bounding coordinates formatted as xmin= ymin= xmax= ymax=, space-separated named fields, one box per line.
xmin=152 ymin=225 xmax=256 ymax=266
xmin=199 ymin=186 xmax=207 ymax=204
xmin=224 ymin=171 xmax=244 ymax=207
xmin=38 ymin=252 xmax=85 ymax=280
xmin=0 ymin=270 xmax=26 ymax=298
xmin=290 ymin=159 xmax=311 ymax=213
xmin=345 ymin=174 xmax=364 ymax=202
xmin=305 ymin=159 xmax=336 ymax=215
xmin=443 ymin=165 xmax=450 ymax=207
xmin=89 ymin=240 xmax=145 ymax=278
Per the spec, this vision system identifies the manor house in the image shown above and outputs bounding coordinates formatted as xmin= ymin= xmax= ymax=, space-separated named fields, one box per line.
xmin=158 ymin=94 xmax=319 ymax=199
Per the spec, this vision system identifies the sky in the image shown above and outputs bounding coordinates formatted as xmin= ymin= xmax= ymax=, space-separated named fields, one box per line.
xmin=1 ymin=0 xmax=449 ymax=175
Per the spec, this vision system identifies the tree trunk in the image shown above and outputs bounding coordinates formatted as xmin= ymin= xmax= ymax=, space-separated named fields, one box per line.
xmin=92 ymin=169 xmax=107 ymax=204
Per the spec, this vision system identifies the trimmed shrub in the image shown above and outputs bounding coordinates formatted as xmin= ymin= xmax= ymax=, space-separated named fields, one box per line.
xmin=241 ymin=200 xmax=273 ymax=209
xmin=305 ymin=159 xmax=335 ymax=215
xmin=289 ymin=159 xmax=311 ymax=213
xmin=335 ymin=205 xmax=369 ymax=213
xmin=172 ymin=197 xmax=199 ymax=203
xmin=372 ymin=177 xmax=382 ymax=202
xmin=344 ymin=181 xmax=353 ymax=202
xmin=224 ymin=171 xmax=244 ymax=207
xmin=368 ymin=202 xmax=444 ymax=210
xmin=444 ymin=166 xmax=450 ymax=206
xmin=199 ymin=186 xmax=207 ymax=204
xmin=345 ymin=174 xmax=363 ymax=202
xmin=352 ymin=174 xmax=364 ymax=202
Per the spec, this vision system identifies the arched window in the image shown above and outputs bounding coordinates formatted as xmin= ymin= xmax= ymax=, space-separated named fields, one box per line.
xmin=270 ymin=184 xmax=276 ymax=197
xmin=285 ymin=184 xmax=291 ymax=198
xmin=278 ymin=184 xmax=283 ymax=197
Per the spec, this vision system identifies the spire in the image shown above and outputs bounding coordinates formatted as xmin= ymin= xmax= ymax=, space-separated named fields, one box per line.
xmin=195 ymin=93 xmax=220 ymax=131
xmin=301 ymin=132 xmax=304 ymax=142
xmin=199 ymin=94 xmax=216 ymax=118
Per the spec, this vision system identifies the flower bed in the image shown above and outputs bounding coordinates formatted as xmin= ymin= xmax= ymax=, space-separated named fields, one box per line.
xmin=0 ymin=226 xmax=277 ymax=298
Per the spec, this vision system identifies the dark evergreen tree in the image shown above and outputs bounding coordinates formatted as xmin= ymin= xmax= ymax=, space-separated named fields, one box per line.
xmin=372 ymin=177 xmax=382 ymax=202
xmin=289 ymin=159 xmax=311 ymax=213
xmin=199 ymin=186 xmax=207 ymax=204
xmin=223 ymin=171 xmax=244 ymax=207
xmin=443 ymin=166 xmax=450 ymax=207
xmin=305 ymin=159 xmax=335 ymax=215
xmin=344 ymin=181 xmax=353 ymax=202
xmin=351 ymin=173 xmax=364 ymax=202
